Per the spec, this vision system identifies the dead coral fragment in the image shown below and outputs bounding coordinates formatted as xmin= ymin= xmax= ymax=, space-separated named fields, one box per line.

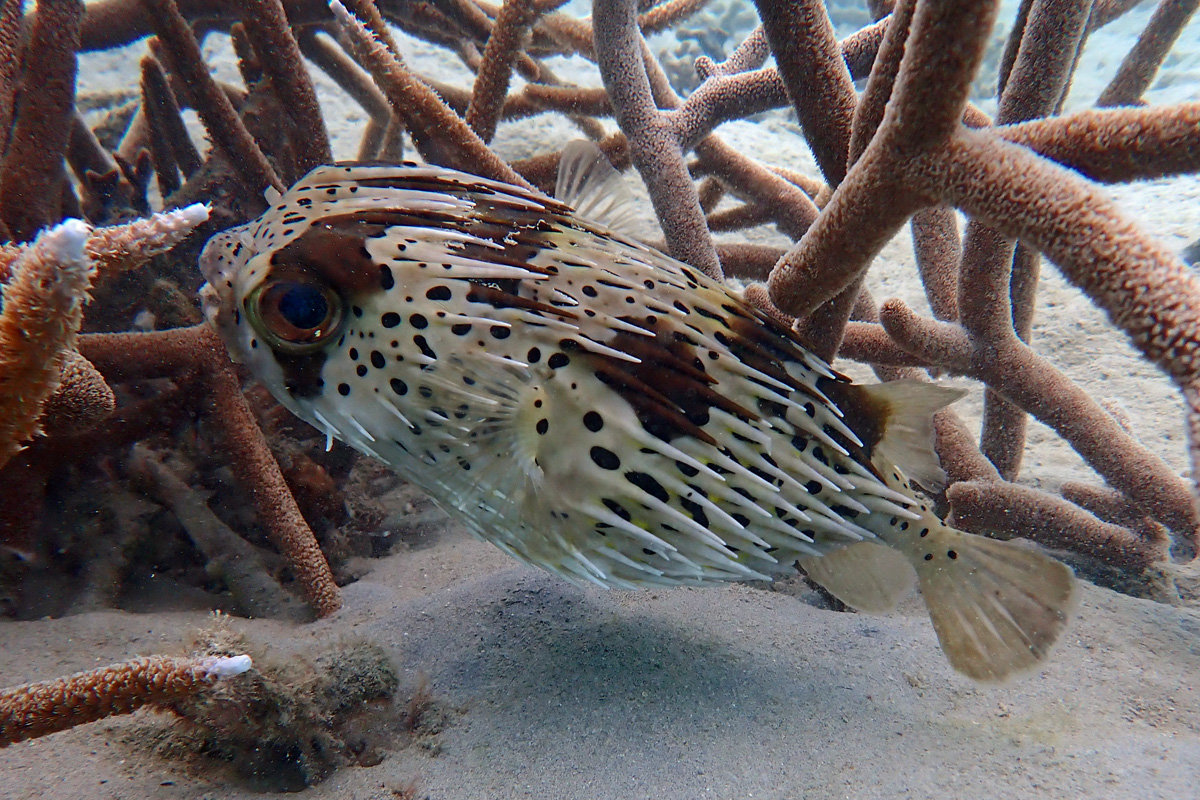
xmin=0 ymin=653 xmax=251 ymax=747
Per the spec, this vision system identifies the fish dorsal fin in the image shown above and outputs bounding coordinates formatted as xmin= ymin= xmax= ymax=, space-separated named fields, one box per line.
xmin=857 ymin=380 xmax=966 ymax=491
xmin=555 ymin=140 xmax=641 ymax=237
xmin=797 ymin=542 xmax=918 ymax=613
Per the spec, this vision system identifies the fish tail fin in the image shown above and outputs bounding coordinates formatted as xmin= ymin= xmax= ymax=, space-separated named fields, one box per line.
xmin=913 ymin=525 xmax=1076 ymax=682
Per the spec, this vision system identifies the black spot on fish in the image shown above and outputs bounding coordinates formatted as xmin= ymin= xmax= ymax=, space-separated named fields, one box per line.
xmin=381 ymin=312 xmax=401 ymax=328
xmin=410 ymin=313 xmax=428 ymax=329
xmin=356 ymin=364 xmax=368 ymax=377
xmin=426 ymin=285 xmax=451 ymax=301
xmin=536 ymin=418 xmax=549 ymax=435
xmin=626 ymin=471 xmax=669 ymax=503
xmin=380 ymin=264 xmax=395 ymax=290
xmin=390 ymin=378 xmax=408 ymax=395
xmin=490 ymin=325 xmax=510 ymax=339
xmin=602 ymin=498 xmax=631 ymax=521
xmin=675 ymin=461 xmax=698 ymax=477
xmin=805 ymin=480 xmax=821 ymax=494
xmin=583 ymin=411 xmax=603 ymax=432
xmin=452 ymin=323 xmax=472 ymax=336
xmin=338 ymin=383 xmax=351 ymax=396
xmin=527 ymin=347 xmax=541 ymax=363
xmin=548 ymin=353 xmax=570 ymax=369
xmin=679 ymin=497 xmax=709 ymax=528
xmin=413 ymin=335 xmax=436 ymax=359
xmin=590 ymin=446 xmax=620 ymax=470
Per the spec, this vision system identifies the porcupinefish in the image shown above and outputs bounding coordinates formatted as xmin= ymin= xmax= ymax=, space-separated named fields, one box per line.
xmin=199 ymin=142 xmax=1076 ymax=682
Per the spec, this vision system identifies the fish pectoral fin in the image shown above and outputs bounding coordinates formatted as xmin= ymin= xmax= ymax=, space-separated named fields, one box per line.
xmin=555 ymin=140 xmax=642 ymax=238
xmin=797 ymin=541 xmax=917 ymax=614
xmin=914 ymin=528 xmax=1077 ymax=682
xmin=857 ymin=380 xmax=966 ymax=491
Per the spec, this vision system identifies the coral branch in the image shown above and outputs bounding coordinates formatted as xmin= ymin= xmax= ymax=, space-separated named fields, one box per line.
xmin=1096 ymin=0 xmax=1199 ymax=107
xmin=330 ymin=0 xmax=531 ymax=188
xmin=239 ymin=0 xmax=332 ymax=175
xmin=0 ymin=654 xmax=251 ymax=747
xmin=0 ymin=220 xmax=93 ymax=470
xmin=142 ymin=0 xmax=284 ymax=194
xmin=79 ymin=325 xmax=343 ymax=616
xmin=594 ymin=0 xmax=720 ymax=278
xmin=753 ymin=0 xmax=854 ymax=186
xmin=947 ymin=480 xmax=1167 ymax=572
xmin=0 ymin=0 xmax=84 ymax=242
xmin=466 ymin=0 xmax=541 ymax=143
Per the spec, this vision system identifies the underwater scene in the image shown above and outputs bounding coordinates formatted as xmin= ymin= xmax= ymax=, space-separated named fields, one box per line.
xmin=1 ymin=0 xmax=1199 ymax=796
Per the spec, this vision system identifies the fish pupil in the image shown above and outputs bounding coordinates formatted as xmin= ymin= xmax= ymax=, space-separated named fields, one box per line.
xmin=277 ymin=283 xmax=329 ymax=329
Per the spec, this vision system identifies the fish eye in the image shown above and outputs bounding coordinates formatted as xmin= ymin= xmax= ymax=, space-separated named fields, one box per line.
xmin=246 ymin=276 xmax=345 ymax=353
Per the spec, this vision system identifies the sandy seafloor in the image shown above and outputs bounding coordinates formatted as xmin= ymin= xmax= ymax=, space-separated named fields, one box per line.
xmin=3 ymin=2 xmax=1200 ymax=798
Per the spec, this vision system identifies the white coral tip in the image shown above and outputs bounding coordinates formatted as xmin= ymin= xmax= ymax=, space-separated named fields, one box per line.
xmin=201 ymin=654 xmax=253 ymax=678
xmin=175 ymin=203 xmax=211 ymax=227
xmin=41 ymin=218 xmax=92 ymax=265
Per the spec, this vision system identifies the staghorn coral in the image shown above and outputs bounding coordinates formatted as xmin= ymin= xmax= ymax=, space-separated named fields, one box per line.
xmin=0 ymin=220 xmax=94 ymax=470
xmin=0 ymin=652 xmax=251 ymax=747
xmin=0 ymin=0 xmax=1197 ymax=783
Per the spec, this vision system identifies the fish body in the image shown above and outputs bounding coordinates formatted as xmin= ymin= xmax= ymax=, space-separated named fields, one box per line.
xmin=200 ymin=144 xmax=1075 ymax=681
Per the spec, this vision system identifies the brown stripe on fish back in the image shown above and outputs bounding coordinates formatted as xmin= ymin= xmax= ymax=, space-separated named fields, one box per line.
xmin=580 ymin=313 xmax=760 ymax=446
xmin=813 ymin=377 xmax=886 ymax=468
xmin=270 ymin=221 xmax=385 ymax=295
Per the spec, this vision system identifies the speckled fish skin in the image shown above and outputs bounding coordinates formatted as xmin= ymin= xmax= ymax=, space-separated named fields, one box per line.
xmin=199 ymin=154 xmax=1076 ymax=682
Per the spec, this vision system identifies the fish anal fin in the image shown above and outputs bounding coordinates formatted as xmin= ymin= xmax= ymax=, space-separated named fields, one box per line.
xmin=915 ymin=528 xmax=1077 ymax=682
xmin=857 ymin=380 xmax=965 ymax=490
xmin=797 ymin=541 xmax=917 ymax=614
xmin=554 ymin=140 xmax=641 ymax=238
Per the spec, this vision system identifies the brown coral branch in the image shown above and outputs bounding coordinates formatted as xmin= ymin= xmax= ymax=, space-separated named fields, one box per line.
xmin=0 ymin=653 xmax=251 ymax=747
xmin=947 ymin=480 xmax=1167 ymax=572
xmin=0 ymin=0 xmax=84 ymax=242
xmin=142 ymin=0 xmax=284 ymax=194
xmin=998 ymin=102 xmax=1200 ymax=183
xmin=0 ymin=0 xmax=22 ymax=160
xmin=966 ymin=0 xmax=1090 ymax=479
xmin=140 ymin=53 xmax=203 ymax=193
xmin=38 ymin=350 xmax=115 ymax=437
xmin=298 ymin=29 xmax=392 ymax=124
xmin=0 ymin=220 xmax=93 ymax=470
xmin=1096 ymin=0 xmax=1199 ymax=107
xmin=878 ymin=296 xmax=1196 ymax=542
xmin=594 ymin=0 xmax=720 ymax=278
xmin=466 ymin=0 xmax=541 ymax=143
xmin=753 ymin=0 xmax=855 ymax=186
xmin=330 ymin=0 xmax=531 ymax=189
xmin=239 ymin=0 xmax=332 ymax=175
xmin=79 ymin=325 xmax=343 ymax=617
